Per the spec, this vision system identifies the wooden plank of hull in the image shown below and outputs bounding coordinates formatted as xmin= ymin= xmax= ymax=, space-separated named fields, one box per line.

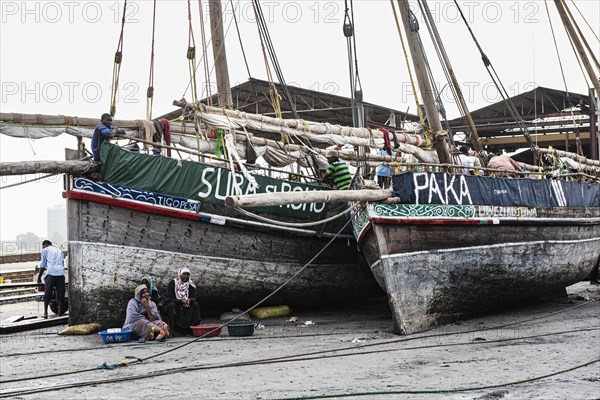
xmin=378 ymin=219 xmax=600 ymax=255
xmin=372 ymin=237 xmax=599 ymax=335
xmin=74 ymin=199 xmax=358 ymax=264
xmin=360 ymin=216 xmax=600 ymax=335
xmin=67 ymin=200 xmax=381 ymax=327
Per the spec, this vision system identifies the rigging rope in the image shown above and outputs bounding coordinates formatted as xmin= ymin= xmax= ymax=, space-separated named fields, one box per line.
xmin=554 ymin=0 xmax=600 ymax=96
xmin=256 ymin=0 xmax=299 ymax=119
xmin=2 ymin=298 xmax=597 ymax=393
xmin=562 ymin=19 xmax=592 ymax=89
xmin=349 ymin=0 xmax=363 ymax=115
xmin=570 ymin=0 xmax=600 ymax=43
xmin=186 ymin=0 xmax=202 ymax=160
xmin=343 ymin=0 xmax=369 ymax=178
xmin=0 ymin=173 xmax=59 ymax=190
xmin=234 ymin=202 xmax=360 ymax=228
xmin=453 ymin=0 xmax=538 ymax=163
xmin=186 ymin=0 xmax=199 ymax=105
xmin=198 ymin=0 xmax=213 ymax=106
xmin=139 ymin=204 xmax=363 ymax=363
xmin=343 ymin=0 xmax=364 ymax=128
xmin=271 ymin=358 xmax=600 ymax=400
xmin=409 ymin=4 xmax=454 ymax=145
xmin=229 ymin=0 xmax=263 ymax=113
xmin=417 ymin=0 xmax=483 ymax=156
xmin=179 ymin=0 xmax=237 ymax=107
xmin=146 ymin=0 xmax=157 ymax=120
xmin=250 ymin=0 xmax=321 ymax=179
xmin=389 ymin=0 xmax=426 ymax=127
xmin=544 ymin=0 xmax=584 ymax=157
xmin=109 ymin=0 xmax=128 ymax=117
xmin=251 ymin=0 xmax=284 ymax=120
xmin=561 ymin=0 xmax=600 ymax=71
xmin=343 ymin=1 xmax=356 ymax=127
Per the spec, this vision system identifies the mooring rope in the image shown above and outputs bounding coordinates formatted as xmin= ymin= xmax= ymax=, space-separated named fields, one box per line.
xmin=234 ymin=202 xmax=360 ymax=228
xmin=1 ymin=328 xmax=597 ymax=398
xmin=269 ymin=358 xmax=600 ymax=400
xmin=0 ymin=173 xmax=58 ymax=190
xmin=2 ymin=297 xmax=597 ymax=388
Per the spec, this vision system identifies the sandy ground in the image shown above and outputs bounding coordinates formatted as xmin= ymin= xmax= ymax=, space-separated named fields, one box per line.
xmin=0 ymin=283 xmax=599 ymax=400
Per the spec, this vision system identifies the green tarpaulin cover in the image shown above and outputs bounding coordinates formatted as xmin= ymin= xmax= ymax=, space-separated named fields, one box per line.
xmin=100 ymin=143 xmax=327 ymax=220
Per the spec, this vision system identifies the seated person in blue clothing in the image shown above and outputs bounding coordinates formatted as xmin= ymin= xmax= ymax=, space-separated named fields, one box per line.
xmin=123 ymin=285 xmax=169 ymax=341
xmin=92 ymin=113 xmax=125 ymax=161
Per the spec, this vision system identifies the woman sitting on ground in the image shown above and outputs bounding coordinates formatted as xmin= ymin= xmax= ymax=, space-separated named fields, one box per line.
xmin=123 ymin=284 xmax=169 ymax=341
xmin=141 ymin=275 xmax=161 ymax=307
xmin=164 ymin=268 xmax=201 ymax=335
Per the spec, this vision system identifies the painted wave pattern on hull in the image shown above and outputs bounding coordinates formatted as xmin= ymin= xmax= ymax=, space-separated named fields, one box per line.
xmin=353 ymin=204 xmax=525 ymax=243
xmin=73 ymin=177 xmax=200 ymax=212
xmin=372 ymin=204 xmax=476 ymax=218
xmin=351 ymin=205 xmax=371 ymax=240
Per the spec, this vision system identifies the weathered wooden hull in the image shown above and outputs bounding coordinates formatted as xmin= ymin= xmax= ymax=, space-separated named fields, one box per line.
xmin=65 ymin=190 xmax=381 ymax=328
xmin=355 ymin=203 xmax=600 ymax=334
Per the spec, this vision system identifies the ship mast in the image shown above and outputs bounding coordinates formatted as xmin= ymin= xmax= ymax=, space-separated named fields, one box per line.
xmin=398 ymin=0 xmax=452 ymax=164
xmin=209 ymin=0 xmax=233 ymax=108
xmin=553 ymin=0 xmax=600 ymax=98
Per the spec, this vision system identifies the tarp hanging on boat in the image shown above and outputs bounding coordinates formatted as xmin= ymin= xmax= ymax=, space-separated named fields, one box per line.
xmin=100 ymin=143 xmax=328 ymax=220
xmin=392 ymin=171 xmax=600 ymax=207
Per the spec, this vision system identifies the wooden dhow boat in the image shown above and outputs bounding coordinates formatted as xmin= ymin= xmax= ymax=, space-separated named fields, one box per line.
xmin=354 ymin=172 xmax=600 ymax=334
xmin=2 ymin=111 xmax=406 ymax=327
xmin=228 ymin=165 xmax=600 ymax=335
xmin=1 ymin=89 xmax=435 ymax=328
xmin=357 ymin=0 xmax=600 ymax=334
xmin=1 ymin=0 xmax=599 ymax=332
xmin=226 ymin=0 xmax=600 ymax=334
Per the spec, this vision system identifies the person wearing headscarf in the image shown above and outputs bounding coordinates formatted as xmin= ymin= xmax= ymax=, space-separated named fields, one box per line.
xmin=163 ymin=268 xmax=201 ymax=335
xmin=123 ymin=284 xmax=169 ymax=341
xmin=141 ymin=275 xmax=160 ymax=306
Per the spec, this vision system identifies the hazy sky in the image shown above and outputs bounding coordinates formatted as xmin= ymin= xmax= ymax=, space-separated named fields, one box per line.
xmin=1 ymin=0 xmax=598 ymax=240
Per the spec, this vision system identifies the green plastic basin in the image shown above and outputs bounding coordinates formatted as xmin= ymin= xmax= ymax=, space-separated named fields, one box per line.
xmin=227 ymin=321 xmax=255 ymax=337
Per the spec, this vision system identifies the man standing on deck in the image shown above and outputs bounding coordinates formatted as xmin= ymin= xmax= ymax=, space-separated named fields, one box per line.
xmin=37 ymin=240 xmax=65 ymax=318
xmin=317 ymin=150 xmax=353 ymax=237
xmin=457 ymin=146 xmax=481 ymax=175
xmin=322 ymin=150 xmax=352 ymax=190
xmin=376 ymin=148 xmax=392 ymax=188
xmin=92 ymin=113 xmax=125 ymax=161
xmin=487 ymin=152 xmax=521 ymax=177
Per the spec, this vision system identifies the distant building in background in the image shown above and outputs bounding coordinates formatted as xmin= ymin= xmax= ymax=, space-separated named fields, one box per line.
xmin=47 ymin=203 xmax=67 ymax=243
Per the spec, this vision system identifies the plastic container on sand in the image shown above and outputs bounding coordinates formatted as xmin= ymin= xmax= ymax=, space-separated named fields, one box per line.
xmin=227 ymin=321 xmax=255 ymax=337
xmin=190 ymin=324 xmax=222 ymax=337
xmin=98 ymin=329 xmax=133 ymax=343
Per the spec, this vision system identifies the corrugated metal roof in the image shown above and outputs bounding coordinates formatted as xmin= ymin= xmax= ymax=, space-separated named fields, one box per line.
xmin=161 ymin=78 xmax=419 ymax=127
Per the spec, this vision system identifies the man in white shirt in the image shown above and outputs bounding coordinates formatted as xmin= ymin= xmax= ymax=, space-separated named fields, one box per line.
xmin=457 ymin=146 xmax=481 ymax=175
xmin=37 ymin=240 xmax=65 ymax=318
